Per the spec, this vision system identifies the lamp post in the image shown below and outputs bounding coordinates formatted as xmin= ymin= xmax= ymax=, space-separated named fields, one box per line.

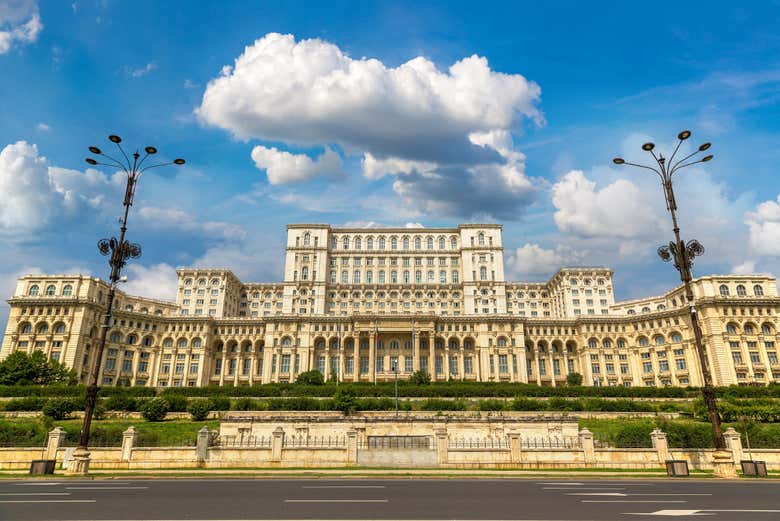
xmin=612 ymin=130 xmax=724 ymax=450
xmin=68 ymin=135 xmax=185 ymax=475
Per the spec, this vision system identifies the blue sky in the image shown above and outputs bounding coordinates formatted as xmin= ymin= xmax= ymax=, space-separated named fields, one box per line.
xmin=2 ymin=0 xmax=780 ymax=331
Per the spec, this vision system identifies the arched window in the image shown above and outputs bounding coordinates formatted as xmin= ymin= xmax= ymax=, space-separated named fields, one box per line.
xmin=480 ymin=267 xmax=487 ymax=280
xmin=402 ymin=237 xmax=409 ymax=250
xmin=726 ymin=323 xmax=738 ymax=334
xmin=282 ymin=337 xmax=292 ymax=347
xmin=737 ymin=284 xmax=747 ymax=296
xmin=110 ymin=332 xmax=122 ymax=343
xmin=414 ymin=236 xmax=421 ymax=249
xmin=439 ymin=270 xmax=446 ymax=283
xmin=588 ymin=338 xmax=598 ymax=349
xmin=642 ymin=306 xmax=651 ymax=313
xmin=391 ymin=237 xmax=398 ymax=250
xmin=198 ymin=278 xmax=206 ymax=286
xmin=654 ymin=335 xmax=665 ymax=345
xmin=450 ymin=237 xmax=457 ymax=249
xmin=177 ymin=338 xmax=187 ymax=348
xmin=627 ymin=309 xmax=636 ymax=315
xmin=367 ymin=237 xmax=374 ymax=250
xmin=303 ymin=233 xmax=311 ymax=246
xmin=427 ymin=237 xmax=434 ymax=250
xmin=20 ymin=323 xmax=32 ymax=334
xmin=379 ymin=237 xmax=386 ymax=249
xmin=744 ymin=324 xmax=755 ymax=334
xmin=35 ymin=322 xmax=48 ymax=334
xmin=497 ymin=337 xmax=507 ymax=347
xmin=143 ymin=336 xmax=153 ymax=347
xmin=478 ymin=233 xmax=485 ymax=246
xmin=754 ymin=285 xmax=764 ymax=296
xmin=354 ymin=237 xmax=361 ymax=250
xmin=438 ymin=237 xmax=445 ymax=249
xmin=617 ymin=338 xmax=626 ymax=348
xmin=163 ymin=338 xmax=173 ymax=347
xmin=390 ymin=340 xmax=399 ymax=350
xmin=638 ymin=336 xmax=649 ymax=347
xmin=603 ymin=339 xmax=612 ymax=348
xmin=464 ymin=339 xmax=473 ymax=349
xmin=192 ymin=338 xmax=202 ymax=348
xmin=343 ymin=237 xmax=349 ymax=250
xmin=301 ymin=267 xmax=309 ymax=281
xmin=28 ymin=284 xmax=39 ymax=296
xmin=184 ymin=278 xmax=193 ymax=286
xmin=761 ymin=323 xmax=773 ymax=335
xmin=53 ymin=323 xmax=66 ymax=334
xmin=62 ymin=285 xmax=73 ymax=296
xmin=127 ymin=334 xmax=137 ymax=345
xmin=719 ymin=284 xmax=730 ymax=296
xmin=671 ymin=332 xmax=683 ymax=343
xmin=45 ymin=285 xmax=56 ymax=296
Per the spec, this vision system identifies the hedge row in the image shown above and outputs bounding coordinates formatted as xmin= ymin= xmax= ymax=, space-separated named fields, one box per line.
xmin=1 ymin=382 xmax=778 ymax=399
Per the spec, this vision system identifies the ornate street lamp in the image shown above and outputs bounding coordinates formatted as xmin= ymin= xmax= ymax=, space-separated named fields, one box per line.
xmin=612 ymin=131 xmax=724 ymax=450
xmin=69 ymin=135 xmax=185 ymax=475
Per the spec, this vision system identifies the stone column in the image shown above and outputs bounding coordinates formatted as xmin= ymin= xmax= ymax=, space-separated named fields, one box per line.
xmin=723 ymin=427 xmax=744 ymax=464
xmin=712 ymin=449 xmax=738 ymax=478
xmin=324 ymin=349 xmax=331 ymax=382
xmin=346 ymin=429 xmax=358 ymax=465
xmin=130 ymin=350 xmax=140 ymax=386
xmin=435 ymin=428 xmax=448 ymax=466
xmin=534 ymin=350 xmax=541 ymax=385
xmin=369 ymin=334 xmax=376 ymax=383
xmin=121 ymin=426 xmax=137 ymax=462
xmin=45 ymin=427 xmax=66 ymax=460
xmin=219 ymin=353 xmax=226 ymax=386
xmin=509 ymin=432 xmax=522 ymax=463
xmin=428 ymin=339 xmax=435 ymax=381
xmin=271 ymin=427 xmax=285 ymax=463
xmin=549 ymin=354 xmax=557 ymax=387
xmin=65 ymin=447 xmax=90 ymax=476
xmin=444 ymin=348 xmax=450 ymax=380
xmin=233 ymin=354 xmax=240 ymax=386
xmin=650 ymin=428 xmax=669 ymax=464
xmin=579 ymin=428 xmax=595 ymax=465
xmin=196 ymin=426 xmax=210 ymax=466
xmin=518 ymin=347 xmax=527 ymax=384
xmin=413 ymin=333 xmax=420 ymax=372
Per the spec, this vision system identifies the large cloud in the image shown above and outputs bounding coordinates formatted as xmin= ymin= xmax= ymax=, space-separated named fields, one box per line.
xmin=745 ymin=194 xmax=780 ymax=256
xmin=552 ymin=170 xmax=663 ymax=239
xmin=123 ymin=263 xmax=178 ymax=301
xmin=505 ymin=243 xmax=580 ymax=278
xmin=197 ymin=33 xmax=542 ymax=165
xmin=0 ymin=0 xmax=41 ymax=54
xmin=137 ymin=206 xmax=247 ymax=241
xmin=251 ymin=146 xmax=343 ymax=184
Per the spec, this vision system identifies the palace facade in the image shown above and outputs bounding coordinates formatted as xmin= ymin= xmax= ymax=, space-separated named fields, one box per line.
xmin=2 ymin=224 xmax=779 ymax=388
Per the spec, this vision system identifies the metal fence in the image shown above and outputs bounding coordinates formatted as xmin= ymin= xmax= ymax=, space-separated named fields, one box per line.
xmin=449 ymin=436 xmax=510 ymax=449
xmin=283 ymin=435 xmax=346 ymax=448
xmin=212 ymin=434 xmax=272 ymax=448
xmin=361 ymin=435 xmax=432 ymax=450
xmin=521 ymin=436 xmax=581 ymax=449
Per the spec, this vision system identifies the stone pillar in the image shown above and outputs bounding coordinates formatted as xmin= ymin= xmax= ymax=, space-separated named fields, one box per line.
xmin=723 ymin=427 xmax=744 ymax=464
xmin=413 ymin=333 xmax=420 ymax=372
xmin=650 ymin=429 xmax=669 ymax=464
xmin=369 ymin=335 xmax=376 ymax=383
xmin=435 ymin=428 xmax=448 ymax=465
xmin=271 ymin=427 xmax=285 ymax=462
xmin=196 ymin=426 xmax=210 ymax=466
xmin=346 ymin=429 xmax=358 ymax=465
xmin=579 ymin=428 xmax=595 ymax=465
xmin=509 ymin=432 xmax=522 ymax=463
xmin=233 ymin=355 xmax=240 ymax=386
xmin=428 ymin=339 xmax=435 ymax=381
xmin=712 ymin=449 xmax=738 ymax=479
xmin=444 ymin=348 xmax=450 ymax=380
xmin=534 ymin=350 xmax=542 ymax=385
xmin=45 ymin=427 xmax=66 ymax=460
xmin=219 ymin=354 xmax=226 ymax=386
xmin=120 ymin=426 xmax=138 ymax=462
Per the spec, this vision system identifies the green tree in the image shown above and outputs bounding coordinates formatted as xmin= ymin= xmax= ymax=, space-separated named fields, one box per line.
xmin=295 ymin=370 xmax=324 ymax=385
xmin=187 ymin=400 xmax=211 ymax=421
xmin=140 ymin=398 xmax=169 ymax=422
xmin=0 ymin=351 xmax=76 ymax=385
xmin=408 ymin=370 xmax=431 ymax=385
xmin=333 ymin=387 xmax=358 ymax=416
xmin=566 ymin=372 xmax=583 ymax=386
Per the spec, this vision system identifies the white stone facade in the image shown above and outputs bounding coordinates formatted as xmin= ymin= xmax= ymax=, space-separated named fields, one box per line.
xmin=1 ymin=224 xmax=779 ymax=388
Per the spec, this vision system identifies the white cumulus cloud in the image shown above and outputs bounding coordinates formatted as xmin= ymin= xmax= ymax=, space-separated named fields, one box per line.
xmin=506 ymin=243 xmax=582 ymax=278
xmin=0 ymin=0 xmax=42 ymax=54
xmin=251 ymin=146 xmax=343 ymax=184
xmin=137 ymin=206 xmax=246 ymax=241
xmin=745 ymin=194 xmax=780 ymax=256
xmin=123 ymin=263 xmax=178 ymax=301
xmin=197 ymin=32 xmax=542 ymax=165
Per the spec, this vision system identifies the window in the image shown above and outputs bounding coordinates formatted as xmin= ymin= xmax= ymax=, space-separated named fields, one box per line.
xmin=732 ymin=352 xmax=743 ymax=364
xmin=45 ymin=285 xmax=56 ymax=296
xmin=638 ymin=336 xmax=649 ymax=347
xmin=643 ymin=362 xmax=653 ymax=373
xmin=654 ymin=335 xmax=665 ymax=346
xmin=281 ymin=354 xmax=291 ymax=373
xmin=62 ymin=285 xmax=73 ymax=296
xmin=28 ymin=284 xmax=39 ymax=296
xmin=737 ymin=284 xmax=747 ymax=296
xmin=427 ymin=237 xmax=434 ymax=250
xmin=498 ymin=354 xmax=508 ymax=373
xmin=754 ymin=285 xmax=764 ymax=296
xmin=403 ymin=237 xmax=409 ymax=250
xmin=480 ymin=267 xmax=487 ymax=280
xmin=671 ymin=332 xmax=683 ymax=343
xmin=719 ymin=284 xmax=730 ymax=296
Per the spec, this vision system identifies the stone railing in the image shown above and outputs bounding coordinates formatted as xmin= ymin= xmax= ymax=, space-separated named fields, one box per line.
xmin=0 ymin=426 xmax=776 ymax=477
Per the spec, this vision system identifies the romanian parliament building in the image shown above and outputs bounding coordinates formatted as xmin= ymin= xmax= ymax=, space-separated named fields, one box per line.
xmin=2 ymin=224 xmax=779 ymax=388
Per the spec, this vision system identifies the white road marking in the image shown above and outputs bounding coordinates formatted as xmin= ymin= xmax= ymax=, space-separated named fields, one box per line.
xmin=627 ymin=509 xmax=780 ymax=517
xmin=0 ymin=499 xmax=97 ymax=503
xmin=285 ymin=499 xmax=389 ymax=503
xmin=13 ymin=482 xmax=62 ymax=486
xmin=537 ymin=482 xmax=585 ymax=485
xmin=65 ymin=486 xmax=148 ymax=490
xmin=301 ymin=485 xmax=387 ymax=489
xmin=0 ymin=492 xmax=70 ymax=496
xmin=543 ymin=487 xmax=626 ymax=490
xmin=568 ymin=493 xmax=712 ymax=497
xmin=583 ymin=500 xmax=688 ymax=503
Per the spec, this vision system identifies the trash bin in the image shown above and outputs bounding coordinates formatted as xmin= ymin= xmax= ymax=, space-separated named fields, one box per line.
xmin=29 ymin=460 xmax=56 ymax=475
xmin=665 ymin=459 xmax=689 ymax=477
xmin=741 ymin=460 xmax=768 ymax=477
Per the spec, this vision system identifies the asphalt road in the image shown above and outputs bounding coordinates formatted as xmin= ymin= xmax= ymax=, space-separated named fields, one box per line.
xmin=0 ymin=478 xmax=778 ymax=521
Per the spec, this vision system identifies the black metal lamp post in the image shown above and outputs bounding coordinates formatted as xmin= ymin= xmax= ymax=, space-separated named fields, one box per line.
xmin=612 ymin=130 xmax=724 ymax=450
xmin=68 ymin=135 xmax=184 ymax=475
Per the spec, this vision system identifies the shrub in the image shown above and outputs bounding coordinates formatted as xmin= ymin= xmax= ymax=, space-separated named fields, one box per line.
xmin=187 ymin=400 xmax=210 ymax=421
xmin=613 ymin=422 xmax=654 ymax=448
xmin=163 ymin=394 xmax=188 ymax=413
xmin=477 ymin=399 xmax=507 ymax=411
xmin=566 ymin=372 xmax=583 ymax=386
xmin=3 ymin=396 xmax=47 ymax=411
xmin=140 ymin=398 xmax=169 ymax=422
xmin=510 ymin=397 xmax=545 ymax=411
xmin=231 ymin=397 xmax=259 ymax=411
xmin=408 ymin=370 xmax=431 ymax=385
xmin=419 ymin=398 xmax=467 ymax=411
xmin=267 ymin=397 xmax=321 ymax=411
xmin=659 ymin=420 xmax=714 ymax=448
xmin=104 ymin=395 xmax=137 ymax=412
xmin=42 ymin=398 xmax=78 ymax=420
xmin=208 ymin=397 xmax=231 ymax=411
xmin=295 ymin=370 xmax=325 ymax=385
xmin=333 ymin=387 xmax=359 ymax=416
